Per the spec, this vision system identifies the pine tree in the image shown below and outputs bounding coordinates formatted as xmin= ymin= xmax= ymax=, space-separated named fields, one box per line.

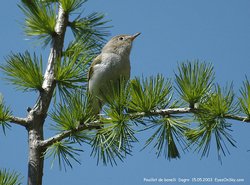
xmin=0 ymin=1 xmax=249 ymax=185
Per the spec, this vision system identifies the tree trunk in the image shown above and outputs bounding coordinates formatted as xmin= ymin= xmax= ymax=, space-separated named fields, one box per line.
xmin=26 ymin=5 xmax=68 ymax=185
xmin=27 ymin=119 xmax=44 ymax=185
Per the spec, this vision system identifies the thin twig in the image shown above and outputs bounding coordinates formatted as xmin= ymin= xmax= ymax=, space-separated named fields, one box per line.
xmin=224 ymin=114 xmax=250 ymax=122
xmin=133 ymin=107 xmax=193 ymax=117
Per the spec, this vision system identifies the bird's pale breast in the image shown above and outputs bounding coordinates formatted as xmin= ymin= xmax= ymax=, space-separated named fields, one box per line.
xmin=88 ymin=52 xmax=131 ymax=97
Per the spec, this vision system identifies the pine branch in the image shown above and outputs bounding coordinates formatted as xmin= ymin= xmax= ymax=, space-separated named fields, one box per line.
xmin=9 ymin=116 xmax=28 ymax=127
xmin=41 ymin=107 xmax=250 ymax=148
xmin=40 ymin=121 xmax=101 ymax=148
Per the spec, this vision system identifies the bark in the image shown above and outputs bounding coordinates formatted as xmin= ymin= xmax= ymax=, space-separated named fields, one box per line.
xmin=27 ymin=5 xmax=68 ymax=185
xmin=9 ymin=116 xmax=27 ymax=127
xmin=27 ymin=112 xmax=45 ymax=185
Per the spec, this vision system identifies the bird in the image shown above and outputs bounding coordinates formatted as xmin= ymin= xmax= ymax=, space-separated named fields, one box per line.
xmin=88 ymin=32 xmax=141 ymax=115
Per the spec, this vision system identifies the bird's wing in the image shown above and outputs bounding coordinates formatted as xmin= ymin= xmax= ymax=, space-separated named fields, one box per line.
xmin=88 ymin=54 xmax=102 ymax=81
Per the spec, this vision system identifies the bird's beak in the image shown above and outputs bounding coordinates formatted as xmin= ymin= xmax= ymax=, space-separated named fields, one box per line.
xmin=130 ymin=32 xmax=141 ymax=41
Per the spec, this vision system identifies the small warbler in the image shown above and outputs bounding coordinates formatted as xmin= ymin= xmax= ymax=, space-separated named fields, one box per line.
xmin=88 ymin=32 xmax=141 ymax=114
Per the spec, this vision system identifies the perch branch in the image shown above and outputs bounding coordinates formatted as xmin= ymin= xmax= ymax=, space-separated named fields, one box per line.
xmin=40 ymin=107 xmax=250 ymax=148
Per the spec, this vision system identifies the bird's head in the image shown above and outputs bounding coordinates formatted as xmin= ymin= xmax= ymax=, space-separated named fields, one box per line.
xmin=102 ymin=32 xmax=141 ymax=56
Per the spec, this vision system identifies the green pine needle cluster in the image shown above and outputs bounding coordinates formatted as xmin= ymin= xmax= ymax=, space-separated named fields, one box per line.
xmin=1 ymin=52 xmax=43 ymax=92
xmin=60 ymin=0 xmax=86 ymax=14
xmin=64 ymin=35 xmax=100 ymax=58
xmin=91 ymin=107 xmax=137 ymax=165
xmin=129 ymin=75 xmax=172 ymax=112
xmin=68 ymin=12 xmax=110 ymax=44
xmin=0 ymin=95 xmax=12 ymax=135
xmin=48 ymin=92 xmax=93 ymax=169
xmin=19 ymin=0 xmax=57 ymax=46
xmin=100 ymin=78 xmax=130 ymax=113
xmin=143 ymin=116 xmax=190 ymax=159
xmin=91 ymin=132 xmax=129 ymax=166
xmin=198 ymin=84 xmax=237 ymax=117
xmin=187 ymin=84 xmax=237 ymax=161
xmin=0 ymin=169 xmax=22 ymax=185
xmin=55 ymin=52 xmax=89 ymax=100
xmin=45 ymin=140 xmax=83 ymax=171
xmin=50 ymin=90 xmax=95 ymax=132
xmin=90 ymin=79 xmax=137 ymax=165
xmin=175 ymin=61 xmax=214 ymax=108
xmin=239 ymin=77 xmax=250 ymax=117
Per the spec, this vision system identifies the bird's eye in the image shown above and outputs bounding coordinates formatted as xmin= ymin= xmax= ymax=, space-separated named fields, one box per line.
xmin=119 ymin=37 xmax=124 ymax=41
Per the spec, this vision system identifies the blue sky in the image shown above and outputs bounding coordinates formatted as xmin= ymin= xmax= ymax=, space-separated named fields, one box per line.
xmin=1 ymin=0 xmax=250 ymax=185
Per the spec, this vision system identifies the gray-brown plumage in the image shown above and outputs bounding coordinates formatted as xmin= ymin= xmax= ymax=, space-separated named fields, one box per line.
xmin=88 ymin=33 xmax=140 ymax=114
